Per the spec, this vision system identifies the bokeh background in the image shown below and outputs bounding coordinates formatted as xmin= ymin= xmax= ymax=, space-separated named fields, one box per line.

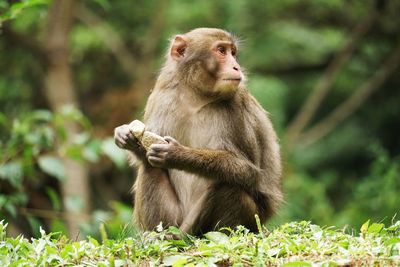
xmin=0 ymin=0 xmax=399 ymax=239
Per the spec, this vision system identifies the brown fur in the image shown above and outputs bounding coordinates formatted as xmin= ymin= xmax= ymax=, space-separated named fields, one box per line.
xmin=115 ymin=28 xmax=283 ymax=235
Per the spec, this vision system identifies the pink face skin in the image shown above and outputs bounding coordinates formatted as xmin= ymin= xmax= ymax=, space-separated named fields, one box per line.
xmin=212 ymin=41 xmax=243 ymax=94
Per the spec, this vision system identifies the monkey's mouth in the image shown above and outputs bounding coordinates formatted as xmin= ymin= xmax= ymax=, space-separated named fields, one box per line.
xmin=223 ymin=78 xmax=242 ymax=82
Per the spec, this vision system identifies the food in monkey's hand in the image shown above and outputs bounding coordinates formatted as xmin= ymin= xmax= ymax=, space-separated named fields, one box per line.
xmin=129 ymin=120 xmax=145 ymax=139
xmin=141 ymin=131 xmax=168 ymax=150
xmin=129 ymin=120 xmax=167 ymax=150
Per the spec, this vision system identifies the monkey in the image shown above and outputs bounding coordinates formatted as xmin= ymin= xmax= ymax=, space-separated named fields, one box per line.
xmin=114 ymin=28 xmax=283 ymax=235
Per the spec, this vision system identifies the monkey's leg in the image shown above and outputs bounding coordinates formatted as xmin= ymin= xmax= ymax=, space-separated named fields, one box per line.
xmin=134 ymin=164 xmax=182 ymax=230
xmin=179 ymin=189 xmax=209 ymax=234
xmin=188 ymin=184 xmax=259 ymax=235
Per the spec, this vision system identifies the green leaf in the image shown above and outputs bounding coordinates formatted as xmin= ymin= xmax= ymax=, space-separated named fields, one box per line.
xmin=45 ymin=187 xmax=61 ymax=211
xmin=384 ymin=237 xmax=400 ymax=246
xmin=64 ymin=144 xmax=84 ymax=161
xmin=27 ymin=216 xmax=41 ymax=237
xmin=38 ymin=155 xmax=66 ymax=181
xmin=163 ymin=255 xmax=188 ymax=266
xmin=0 ymin=112 xmax=8 ymax=126
xmin=267 ymin=247 xmax=281 ymax=257
xmin=65 ymin=196 xmax=84 ymax=212
xmin=82 ymin=140 xmax=102 ymax=163
xmin=0 ymin=160 xmax=23 ymax=187
xmin=56 ymin=105 xmax=91 ymax=130
xmin=100 ymin=223 xmax=108 ymax=243
xmin=167 ymin=226 xmax=182 ymax=236
xmin=101 ymin=137 xmax=127 ymax=168
xmin=88 ymin=237 xmax=99 ymax=246
xmin=108 ymin=255 xmax=115 ymax=267
xmin=281 ymin=261 xmax=312 ymax=267
xmin=0 ymin=221 xmax=8 ymax=240
xmin=92 ymin=0 xmax=111 ymax=10
xmin=50 ymin=219 xmax=67 ymax=235
xmin=360 ymin=219 xmax=370 ymax=234
xmin=0 ymin=0 xmax=49 ymax=22
xmin=30 ymin=110 xmax=53 ymax=122
xmin=367 ymin=223 xmax=384 ymax=234
xmin=387 ymin=221 xmax=400 ymax=232
xmin=5 ymin=203 xmax=17 ymax=218
xmin=204 ymin=231 xmax=230 ymax=244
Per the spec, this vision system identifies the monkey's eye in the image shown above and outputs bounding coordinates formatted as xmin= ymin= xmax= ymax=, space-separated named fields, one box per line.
xmin=217 ymin=46 xmax=226 ymax=55
xmin=232 ymin=49 xmax=237 ymax=57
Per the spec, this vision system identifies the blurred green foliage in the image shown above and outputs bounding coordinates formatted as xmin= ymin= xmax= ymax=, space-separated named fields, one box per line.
xmin=0 ymin=0 xmax=399 ymax=238
xmin=0 ymin=0 xmax=49 ymax=24
xmin=0 ymin=108 xmax=128 ymax=238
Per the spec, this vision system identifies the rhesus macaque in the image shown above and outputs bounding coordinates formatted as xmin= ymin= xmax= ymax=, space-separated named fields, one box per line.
xmin=114 ymin=28 xmax=283 ymax=235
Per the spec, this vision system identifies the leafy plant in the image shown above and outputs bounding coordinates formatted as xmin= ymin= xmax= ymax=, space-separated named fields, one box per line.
xmin=0 ymin=220 xmax=399 ymax=266
xmin=0 ymin=0 xmax=49 ymax=24
xmin=337 ymin=146 xmax=400 ymax=227
xmin=0 ymin=108 xmax=127 ymax=235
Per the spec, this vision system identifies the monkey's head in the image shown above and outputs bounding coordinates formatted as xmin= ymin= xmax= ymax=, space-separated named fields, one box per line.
xmin=167 ymin=28 xmax=244 ymax=99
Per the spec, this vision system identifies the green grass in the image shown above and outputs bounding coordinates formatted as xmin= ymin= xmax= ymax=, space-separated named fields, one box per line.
xmin=1 ymin=220 xmax=399 ymax=266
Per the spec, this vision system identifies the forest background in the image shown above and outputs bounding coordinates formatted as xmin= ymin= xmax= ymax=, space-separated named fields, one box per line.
xmin=0 ymin=0 xmax=399 ymax=239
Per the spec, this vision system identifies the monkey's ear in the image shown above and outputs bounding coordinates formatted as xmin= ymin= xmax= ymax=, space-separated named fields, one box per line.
xmin=170 ymin=35 xmax=187 ymax=60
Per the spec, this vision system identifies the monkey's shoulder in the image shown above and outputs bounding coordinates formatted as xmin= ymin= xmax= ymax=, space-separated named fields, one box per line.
xmin=233 ymin=89 xmax=272 ymax=125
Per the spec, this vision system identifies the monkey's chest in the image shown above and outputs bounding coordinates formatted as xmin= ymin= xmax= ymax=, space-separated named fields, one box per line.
xmin=188 ymin=109 xmax=259 ymax=160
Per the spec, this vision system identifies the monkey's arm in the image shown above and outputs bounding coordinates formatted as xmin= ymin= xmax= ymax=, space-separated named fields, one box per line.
xmin=147 ymin=137 xmax=262 ymax=190
xmin=179 ymin=148 xmax=262 ymax=188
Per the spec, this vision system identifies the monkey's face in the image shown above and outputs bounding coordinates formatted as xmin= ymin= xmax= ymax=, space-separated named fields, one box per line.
xmin=170 ymin=28 xmax=244 ymax=99
xmin=210 ymin=40 xmax=243 ymax=98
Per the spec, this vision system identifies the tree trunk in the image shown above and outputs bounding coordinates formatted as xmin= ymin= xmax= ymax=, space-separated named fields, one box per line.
xmin=43 ymin=0 xmax=90 ymax=238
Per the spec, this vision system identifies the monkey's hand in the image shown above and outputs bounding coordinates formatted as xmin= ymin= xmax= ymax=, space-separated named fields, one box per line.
xmin=114 ymin=124 xmax=146 ymax=159
xmin=146 ymin=136 xmax=184 ymax=168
